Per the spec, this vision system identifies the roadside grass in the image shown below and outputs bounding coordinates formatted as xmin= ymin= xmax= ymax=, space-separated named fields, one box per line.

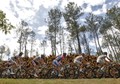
xmin=0 ymin=78 xmax=120 ymax=84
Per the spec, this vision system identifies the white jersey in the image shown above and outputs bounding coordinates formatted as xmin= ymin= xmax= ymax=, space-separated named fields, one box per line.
xmin=97 ymin=55 xmax=107 ymax=63
xmin=74 ymin=55 xmax=84 ymax=64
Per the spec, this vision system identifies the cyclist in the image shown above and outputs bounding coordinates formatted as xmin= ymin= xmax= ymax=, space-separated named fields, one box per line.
xmin=73 ymin=53 xmax=85 ymax=72
xmin=97 ymin=52 xmax=112 ymax=64
xmin=73 ymin=53 xmax=85 ymax=65
xmin=52 ymin=53 xmax=67 ymax=76
xmin=32 ymin=54 xmax=46 ymax=77
xmin=8 ymin=52 xmax=23 ymax=74
xmin=53 ymin=53 xmax=66 ymax=66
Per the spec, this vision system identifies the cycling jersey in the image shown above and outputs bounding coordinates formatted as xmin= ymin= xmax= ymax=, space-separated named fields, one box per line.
xmin=56 ymin=55 xmax=63 ymax=62
xmin=97 ymin=55 xmax=106 ymax=63
xmin=52 ymin=55 xmax=63 ymax=67
xmin=74 ymin=55 xmax=84 ymax=64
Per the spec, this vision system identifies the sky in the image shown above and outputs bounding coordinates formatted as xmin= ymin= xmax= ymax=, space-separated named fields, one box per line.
xmin=0 ymin=0 xmax=120 ymax=60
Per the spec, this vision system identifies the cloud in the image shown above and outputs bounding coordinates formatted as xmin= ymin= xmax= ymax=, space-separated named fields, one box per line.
xmin=91 ymin=5 xmax=103 ymax=11
xmin=84 ymin=5 xmax=92 ymax=13
xmin=92 ymin=9 xmax=103 ymax=15
xmin=105 ymin=0 xmax=119 ymax=4
xmin=1 ymin=0 xmax=120 ymax=60
xmin=105 ymin=0 xmax=120 ymax=9
xmin=28 ymin=5 xmax=48 ymax=29
xmin=85 ymin=0 xmax=105 ymax=6
xmin=81 ymin=3 xmax=88 ymax=9
xmin=102 ymin=4 xmax=107 ymax=13
xmin=37 ymin=26 xmax=48 ymax=35
xmin=14 ymin=0 xmax=33 ymax=8
xmin=8 ymin=1 xmax=20 ymax=18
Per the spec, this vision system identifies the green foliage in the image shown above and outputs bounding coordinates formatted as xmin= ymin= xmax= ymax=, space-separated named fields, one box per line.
xmin=63 ymin=2 xmax=83 ymax=37
xmin=63 ymin=2 xmax=84 ymax=54
xmin=0 ymin=10 xmax=14 ymax=34
xmin=99 ymin=17 xmax=112 ymax=34
xmin=46 ymin=8 xmax=62 ymax=55
xmin=107 ymin=6 xmax=120 ymax=31
xmin=79 ymin=25 xmax=86 ymax=32
xmin=48 ymin=8 xmax=62 ymax=33
xmin=85 ymin=13 xmax=103 ymax=33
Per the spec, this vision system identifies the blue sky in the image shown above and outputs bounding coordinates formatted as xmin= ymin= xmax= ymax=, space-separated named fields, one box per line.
xmin=0 ymin=0 xmax=120 ymax=60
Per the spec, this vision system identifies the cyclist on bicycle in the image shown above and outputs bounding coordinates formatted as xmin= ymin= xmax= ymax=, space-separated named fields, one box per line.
xmin=73 ymin=53 xmax=85 ymax=64
xmin=52 ymin=53 xmax=67 ymax=76
xmin=32 ymin=54 xmax=46 ymax=77
xmin=97 ymin=52 xmax=112 ymax=64
xmin=52 ymin=53 xmax=66 ymax=67
xmin=8 ymin=52 xmax=23 ymax=74
xmin=73 ymin=53 xmax=85 ymax=72
xmin=32 ymin=54 xmax=46 ymax=67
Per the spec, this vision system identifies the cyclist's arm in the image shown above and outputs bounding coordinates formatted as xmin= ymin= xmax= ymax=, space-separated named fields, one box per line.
xmin=106 ymin=57 xmax=113 ymax=62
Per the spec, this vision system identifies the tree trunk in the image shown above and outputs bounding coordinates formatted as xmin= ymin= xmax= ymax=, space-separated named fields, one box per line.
xmin=76 ymin=32 xmax=82 ymax=54
xmin=43 ymin=46 xmax=45 ymax=55
xmin=30 ymin=37 xmax=34 ymax=57
xmin=24 ymin=41 xmax=27 ymax=57
xmin=20 ymin=42 xmax=22 ymax=53
xmin=0 ymin=54 xmax=3 ymax=61
xmin=59 ymin=29 xmax=62 ymax=54
xmin=19 ymin=32 xmax=23 ymax=53
xmin=106 ymin=36 xmax=118 ymax=62
xmin=60 ymin=40 xmax=62 ymax=54
xmin=110 ymin=28 xmax=120 ymax=51
xmin=83 ymin=33 xmax=90 ymax=55
xmin=54 ymin=36 xmax=56 ymax=56
xmin=95 ymin=32 xmax=103 ymax=53
xmin=62 ymin=31 xmax=65 ymax=53
xmin=73 ymin=40 xmax=77 ymax=53
xmin=107 ymin=43 xmax=114 ymax=60
xmin=93 ymin=33 xmax=98 ymax=54
xmin=30 ymin=41 xmax=33 ymax=57
xmin=51 ymin=38 xmax=54 ymax=55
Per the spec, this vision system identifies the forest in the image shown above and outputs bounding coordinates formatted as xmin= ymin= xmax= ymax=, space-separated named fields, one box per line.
xmin=0 ymin=2 xmax=120 ymax=62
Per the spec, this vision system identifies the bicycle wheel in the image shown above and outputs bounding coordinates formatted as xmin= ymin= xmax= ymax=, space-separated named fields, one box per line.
xmin=1 ymin=69 xmax=10 ymax=78
xmin=84 ymin=68 xmax=94 ymax=79
xmin=47 ymin=68 xmax=58 ymax=79
xmin=109 ymin=67 xmax=120 ymax=78
xmin=38 ymin=68 xmax=48 ymax=79
xmin=68 ymin=68 xmax=75 ymax=79
xmin=72 ymin=65 xmax=79 ymax=79
xmin=63 ymin=68 xmax=70 ymax=79
xmin=93 ymin=67 xmax=103 ymax=78
xmin=15 ymin=68 xmax=27 ymax=78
